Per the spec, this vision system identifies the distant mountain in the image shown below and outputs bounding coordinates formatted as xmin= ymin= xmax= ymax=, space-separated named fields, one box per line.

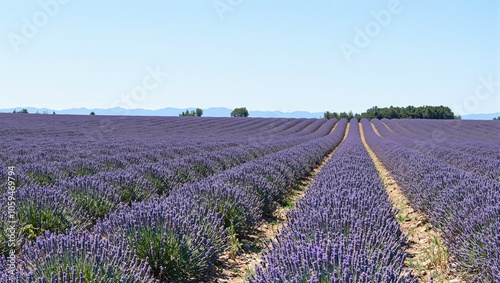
xmin=250 ymin=110 xmax=323 ymax=118
xmin=461 ymin=113 xmax=500 ymax=120
xmin=0 ymin=107 xmax=323 ymax=119
xmin=4 ymin=107 xmax=496 ymax=120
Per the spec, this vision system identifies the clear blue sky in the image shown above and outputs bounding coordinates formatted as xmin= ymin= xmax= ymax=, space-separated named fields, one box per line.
xmin=1 ymin=0 xmax=498 ymax=114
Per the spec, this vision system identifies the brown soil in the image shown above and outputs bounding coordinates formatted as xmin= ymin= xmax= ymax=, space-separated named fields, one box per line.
xmin=392 ymin=120 xmax=415 ymax=134
xmin=380 ymin=120 xmax=397 ymax=134
xmin=359 ymin=123 xmax=464 ymax=283
xmin=342 ymin=122 xmax=350 ymax=142
xmin=371 ymin=122 xmax=383 ymax=136
xmin=216 ymin=122 xmax=349 ymax=283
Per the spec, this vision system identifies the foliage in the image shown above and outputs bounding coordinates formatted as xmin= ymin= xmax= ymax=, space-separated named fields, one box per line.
xmin=0 ymin=186 xmax=89 ymax=246
xmin=325 ymin=105 xmax=455 ymax=120
xmin=179 ymin=108 xmax=203 ymax=116
xmin=2 ymin=113 xmax=498 ymax=282
xmin=362 ymin=118 xmax=500 ymax=282
xmin=0 ymin=231 xmax=155 ymax=282
xmin=13 ymin=108 xmax=29 ymax=114
xmin=94 ymin=199 xmax=228 ymax=282
xmin=90 ymin=111 xmax=95 ymax=115
xmin=61 ymin=177 xmax=122 ymax=223
xmin=231 ymin=107 xmax=249 ymax=117
xmin=251 ymin=120 xmax=416 ymax=283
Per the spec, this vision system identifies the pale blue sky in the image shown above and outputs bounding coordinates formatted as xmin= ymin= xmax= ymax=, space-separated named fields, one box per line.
xmin=1 ymin=1 xmax=498 ymax=114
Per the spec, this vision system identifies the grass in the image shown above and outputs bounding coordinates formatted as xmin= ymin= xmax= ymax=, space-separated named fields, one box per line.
xmin=32 ymin=172 xmax=55 ymax=186
xmin=424 ymin=236 xmax=449 ymax=273
xmin=406 ymin=233 xmax=450 ymax=282
xmin=228 ymin=225 xmax=242 ymax=258
xmin=243 ymin=265 xmax=256 ymax=283
xmin=407 ymin=226 xmax=417 ymax=238
xmin=396 ymin=213 xmax=410 ymax=223
xmin=280 ymin=197 xmax=295 ymax=209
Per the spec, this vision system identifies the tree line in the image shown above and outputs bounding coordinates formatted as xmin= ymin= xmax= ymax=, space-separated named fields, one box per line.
xmin=179 ymin=108 xmax=203 ymax=117
xmin=13 ymin=109 xmax=56 ymax=114
xmin=178 ymin=107 xmax=249 ymax=117
xmin=324 ymin=105 xmax=458 ymax=120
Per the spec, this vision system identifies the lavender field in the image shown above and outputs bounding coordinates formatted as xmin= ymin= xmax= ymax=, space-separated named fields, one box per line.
xmin=0 ymin=114 xmax=498 ymax=282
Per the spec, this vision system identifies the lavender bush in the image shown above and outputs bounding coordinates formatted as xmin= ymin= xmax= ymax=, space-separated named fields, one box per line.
xmin=0 ymin=230 xmax=156 ymax=282
xmin=251 ymin=120 xmax=416 ymax=283
xmin=363 ymin=118 xmax=500 ymax=281
xmin=94 ymin=197 xmax=228 ymax=282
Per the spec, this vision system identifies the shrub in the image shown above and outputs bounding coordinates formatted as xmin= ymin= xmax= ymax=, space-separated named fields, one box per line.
xmin=0 ymin=230 xmax=156 ymax=282
xmin=94 ymin=197 xmax=228 ymax=282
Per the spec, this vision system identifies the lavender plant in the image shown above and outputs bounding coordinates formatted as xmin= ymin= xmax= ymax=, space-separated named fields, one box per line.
xmin=251 ymin=120 xmax=416 ymax=283
xmin=362 ymin=118 xmax=500 ymax=281
xmin=0 ymin=230 xmax=156 ymax=282
xmin=94 ymin=197 xmax=228 ymax=282
xmin=0 ymin=186 xmax=89 ymax=243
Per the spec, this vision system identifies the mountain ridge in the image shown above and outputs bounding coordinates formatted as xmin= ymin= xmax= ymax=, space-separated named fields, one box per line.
xmin=1 ymin=107 xmax=324 ymax=119
xmin=1 ymin=107 xmax=497 ymax=120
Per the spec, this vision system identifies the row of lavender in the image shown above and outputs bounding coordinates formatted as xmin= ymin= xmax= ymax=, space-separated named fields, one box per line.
xmin=16 ymin=117 xmax=328 ymax=193
xmin=0 ymin=116 xmax=346 ymax=281
xmin=251 ymin=120 xmax=416 ymax=283
xmin=373 ymin=119 xmax=499 ymax=181
xmin=390 ymin=118 xmax=499 ymax=143
xmin=363 ymin=119 xmax=500 ymax=282
xmin=386 ymin=118 xmax=499 ymax=156
xmin=0 ymin=116 xmax=335 ymax=256
xmin=0 ymin=115 xmax=326 ymax=190
xmin=0 ymin=115 xmax=254 ymax=165
xmin=89 ymin=119 xmax=346 ymax=281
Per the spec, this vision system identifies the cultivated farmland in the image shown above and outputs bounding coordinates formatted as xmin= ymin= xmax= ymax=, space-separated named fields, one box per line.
xmin=0 ymin=114 xmax=498 ymax=282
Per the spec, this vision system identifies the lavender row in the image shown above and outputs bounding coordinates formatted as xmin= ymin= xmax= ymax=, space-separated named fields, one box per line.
xmin=392 ymin=118 xmax=500 ymax=142
xmin=251 ymin=119 xmax=416 ymax=283
xmin=0 ymin=118 xmax=337 ymax=257
xmin=0 ymin=114 xmax=245 ymax=165
xmin=1 ymin=115 xmax=320 ymax=179
xmin=1 ymin=116 xmax=325 ymax=188
xmin=384 ymin=119 xmax=500 ymax=160
xmin=0 ymin=117 xmax=320 ymax=191
xmin=371 ymin=119 xmax=499 ymax=182
xmin=362 ymin=118 xmax=500 ymax=282
xmin=17 ymin=117 xmax=329 ymax=189
xmin=0 ymin=117 xmax=343 ymax=282
xmin=0 ymin=230 xmax=158 ymax=282
xmin=85 ymin=119 xmax=347 ymax=281
xmin=167 ymin=118 xmax=347 ymax=237
xmin=0 ymin=185 xmax=226 ymax=282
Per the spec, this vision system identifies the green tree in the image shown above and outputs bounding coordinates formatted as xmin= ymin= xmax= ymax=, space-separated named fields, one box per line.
xmin=19 ymin=109 xmax=29 ymax=114
xmin=179 ymin=109 xmax=201 ymax=116
xmin=325 ymin=111 xmax=340 ymax=120
xmin=90 ymin=112 xmax=95 ymax=115
xmin=326 ymin=105 xmax=455 ymax=120
xmin=231 ymin=107 xmax=249 ymax=117
xmin=52 ymin=111 xmax=56 ymax=115
xmin=195 ymin=108 xmax=203 ymax=117
xmin=363 ymin=106 xmax=380 ymax=119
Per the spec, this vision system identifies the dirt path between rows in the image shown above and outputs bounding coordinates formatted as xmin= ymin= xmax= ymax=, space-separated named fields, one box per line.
xmin=216 ymin=122 xmax=350 ymax=283
xmin=371 ymin=122 xmax=383 ymax=136
xmin=359 ymin=123 xmax=464 ymax=283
